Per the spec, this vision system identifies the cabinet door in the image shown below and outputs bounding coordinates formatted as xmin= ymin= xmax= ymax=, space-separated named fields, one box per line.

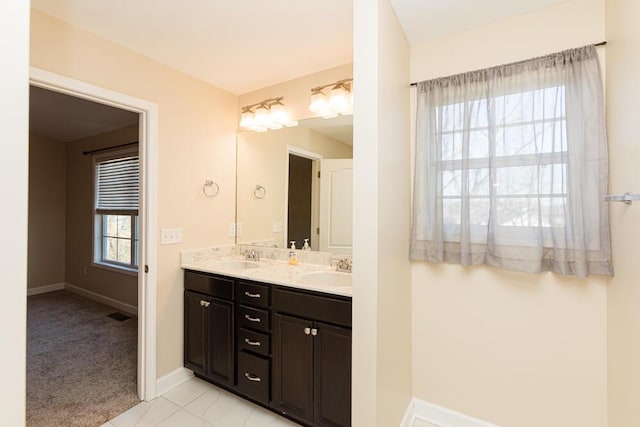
xmin=272 ymin=313 xmax=314 ymax=422
xmin=208 ymin=298 xmax=235 ymax=386
xmin=184 ymin=291 xmax=209 ymax=376
xmin=314 ymin=322 xmax=352 ymax=427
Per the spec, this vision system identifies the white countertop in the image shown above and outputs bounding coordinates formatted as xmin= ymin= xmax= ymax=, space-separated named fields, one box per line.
xmin=181 ymin=257 xmax=352 ymax=298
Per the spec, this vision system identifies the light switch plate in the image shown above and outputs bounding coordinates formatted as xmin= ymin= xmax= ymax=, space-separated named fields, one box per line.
xmin=161 ymin=228 xmax=182 ymax=244
xmin=236 ymin=222 xmax=243 ymax=237
xmin=228 ymin=223 xmax=236 ymax=237
xmin=272 ymin=221 xmax=283 ymax=233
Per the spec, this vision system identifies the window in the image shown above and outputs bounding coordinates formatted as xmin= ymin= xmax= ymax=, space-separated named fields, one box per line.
xmin=411 ymin=45 xmax=612 ymax=277
xmin=93 ymin=150 xmax=139 ymax=272
xmin=437 ymin=86 xmax=568 ymax=245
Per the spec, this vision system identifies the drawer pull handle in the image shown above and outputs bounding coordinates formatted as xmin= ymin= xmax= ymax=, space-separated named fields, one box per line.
xmin=244 ymin=338 xmax=261 ymax=346
xmin=244 ymin=373 xmax=261 ymax=382
xmin=245 ymin=314 xmax=261 ymax=323
xmin=304 ymin=327 xmax=311 ymax=335
xmin=244 ymin=291 xmax=261 ymax=298
xmin=199 ymin=300 xmax=210 ymax=308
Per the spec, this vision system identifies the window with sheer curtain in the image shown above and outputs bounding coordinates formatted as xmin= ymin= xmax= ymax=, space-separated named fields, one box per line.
xmin=410 ymin=45 xmax=612 ymax=277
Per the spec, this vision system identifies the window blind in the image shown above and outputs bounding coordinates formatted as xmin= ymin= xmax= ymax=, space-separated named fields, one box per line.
xmin=95 ymin=156 xmax=139 ymax=214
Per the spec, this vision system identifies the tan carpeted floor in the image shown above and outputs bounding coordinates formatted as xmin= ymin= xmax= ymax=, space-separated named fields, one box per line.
xmin=27 ymin=290 xmax=139 ymax=427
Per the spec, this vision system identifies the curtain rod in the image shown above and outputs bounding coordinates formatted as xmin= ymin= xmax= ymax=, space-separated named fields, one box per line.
xmin=82 ymin=141 xmax=138 ymax=156
xmin=409 ymin=41 xmax=607 ymax=87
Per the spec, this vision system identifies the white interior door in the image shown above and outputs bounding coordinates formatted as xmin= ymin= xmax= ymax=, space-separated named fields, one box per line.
xmin=319 ymin=159 xmax=353 ymax=254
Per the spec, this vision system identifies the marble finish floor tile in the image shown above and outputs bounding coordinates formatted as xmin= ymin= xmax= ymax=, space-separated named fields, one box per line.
xmin=110 ymin=397 xmax=181 ymax=427
xmin=108 ymin=377 xmax=303 ymax=426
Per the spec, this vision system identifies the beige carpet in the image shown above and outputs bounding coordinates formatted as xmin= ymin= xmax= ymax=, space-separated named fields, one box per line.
xmin=27 ymin=290 xmax=139 ymax=427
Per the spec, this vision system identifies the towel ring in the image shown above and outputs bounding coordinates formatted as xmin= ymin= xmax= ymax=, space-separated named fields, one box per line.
xmin=203 ymin=180 xmax=220 ymax=198
xmin=253 ymin=184 xmax=266 ymax=199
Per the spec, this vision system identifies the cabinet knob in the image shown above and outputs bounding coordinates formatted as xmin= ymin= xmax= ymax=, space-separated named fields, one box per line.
xmin=311 ymin=328 xmax=318 ymax=336
xmin=199 ymin=300 xmax=210 ymax=307
xmin=244 ymin=372 xmax=262 ymax=382
xmin=304 ymin=327 xmax=311 ymax=335
xmin=244 ymin=314 xmax=261 ymax=323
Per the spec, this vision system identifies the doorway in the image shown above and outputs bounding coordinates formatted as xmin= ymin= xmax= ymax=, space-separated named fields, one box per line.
xmin=29 ymin=67 xmax=158 ymax=402
xmin=286 ymin=147 xmax=322 ymax=251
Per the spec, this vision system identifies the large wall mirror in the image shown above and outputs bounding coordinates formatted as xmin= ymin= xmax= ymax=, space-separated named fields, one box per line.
xmin=236 ymin=115 xmax=353 ymax=253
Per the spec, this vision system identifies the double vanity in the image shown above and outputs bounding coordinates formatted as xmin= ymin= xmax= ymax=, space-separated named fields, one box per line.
xmin=181 ymin=246 xmax=352 ymax=427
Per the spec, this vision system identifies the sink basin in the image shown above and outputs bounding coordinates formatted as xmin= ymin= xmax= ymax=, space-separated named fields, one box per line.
xmin=211 ymin=260 xmax=260 ymax=270
xmin=299 ymin=271 xmax=352 ymax=288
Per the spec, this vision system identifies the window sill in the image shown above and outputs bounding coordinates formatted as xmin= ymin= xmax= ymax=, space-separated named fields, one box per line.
xmin=92 ymin=261 xmax=138 ymax=277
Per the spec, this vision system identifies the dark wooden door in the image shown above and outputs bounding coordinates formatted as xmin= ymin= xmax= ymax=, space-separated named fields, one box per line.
xmin=272 ymin=313 xmax=314 ymax=422
xmin=184 ymin=291 xmax=209 ymax=376
xmin=288 ymin=153 xmax=313 ymax=247
xmin=314 ymin=322 xmax=352 ymax=427
xmin=208 ymin=298 xmax=235 ymax=386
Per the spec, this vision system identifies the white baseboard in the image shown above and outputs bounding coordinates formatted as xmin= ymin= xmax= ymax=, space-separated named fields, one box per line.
xmin=27 ymin=282 xmax=65 ymax=296
xmin=156 ymin=367 xmax=194 ymax=396
xmin=401 ymin=398 xmax=501 ymax=427
xmin=65 ymin=282 xmax=138 ymax=316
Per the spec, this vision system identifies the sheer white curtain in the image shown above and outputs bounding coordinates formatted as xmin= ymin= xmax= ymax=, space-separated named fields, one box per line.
xmin=410 ymin=45 xmax=612 ymax=277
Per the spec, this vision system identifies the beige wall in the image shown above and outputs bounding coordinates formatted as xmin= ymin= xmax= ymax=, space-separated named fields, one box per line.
xmin=28 ymin=132 xmax=66 ymax=289
xmin=352 ymin=0 xmax=413 ymax=425
xmin=65 ymin=126 xmax=139 ymax=306
xmin=409 ymin=1 xmax=609 ymax=426
xmin=30 ymin=10 xmax=238 ymax=377
xmin=237 ymin=126 xmax=352 ymax=248
xmin=1 ymin=1 xmax=29 ymax=424
xmin=605 ymin=0 xmax=640 ymax=425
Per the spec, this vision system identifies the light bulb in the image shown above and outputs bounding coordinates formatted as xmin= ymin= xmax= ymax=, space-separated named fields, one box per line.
xmin=309 ymin=90 xmax=331 ymax=116
xmin=239 ymin=110 xmax=255 ymax=129
xmin=269 ymin=102 xmax=287 ymax=127
xmin=329 ymin=85 xmax=350 ymax=114
xmin=254 ymin=105 xmax=270 ymax=128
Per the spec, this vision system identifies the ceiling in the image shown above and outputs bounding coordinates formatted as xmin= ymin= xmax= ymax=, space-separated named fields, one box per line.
xmin=390 ymin=0 xmax=569 ymax=45
xmin=29 ymin=1 xmax=567 ymax=140
xmin=30 ymin=86 xmax=138 ymax=142
xmin=31 ymin=0 xmax=353 ymax=95
xmin=300 ymin=115 xmax=353 ymax=146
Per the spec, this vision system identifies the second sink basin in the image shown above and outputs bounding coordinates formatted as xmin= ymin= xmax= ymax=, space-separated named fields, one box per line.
xmin=299 ymin=271 xmax=352 ymax=288
xmin=211 ymin=260 xmax=261 ymax=270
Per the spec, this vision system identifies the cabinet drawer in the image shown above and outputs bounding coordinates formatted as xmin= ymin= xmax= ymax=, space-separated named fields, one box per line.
xmin=238 ymin=305 xmax=270 ymax=332
xmin=236 ymin=281 xmax=269 ymax=308
xmin=238 ymin=328 xmax=270 ymax=357
xmin=273 ymin=288 xmax=352 ymax=328
xmin=184 ymin=271 xmax=234 ymax=301
xmin=237 ymin=351 xmax=270 ymax=404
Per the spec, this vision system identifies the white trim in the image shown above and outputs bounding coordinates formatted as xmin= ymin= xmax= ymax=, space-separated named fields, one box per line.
xmin=401 ymin=398 xmax=502 ymax=427
xmin=65 ymin=283 xmax=138 ymax=316
xmin=156 ymin=367 xmax=195 ymax=396
xmin=27 ymin=282 xmax=65 ymax=296
xmin=29 ymin=67 xmax=159 ymax=402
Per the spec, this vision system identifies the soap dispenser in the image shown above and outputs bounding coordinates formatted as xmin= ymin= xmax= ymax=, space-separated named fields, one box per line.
xmin=302 ymin=239 xmax=310 ymax=251
xmin=288 ymin=241 xmax=298 ymax=265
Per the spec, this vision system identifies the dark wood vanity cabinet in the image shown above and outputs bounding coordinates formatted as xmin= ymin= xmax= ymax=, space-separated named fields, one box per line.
xmin=184 ymin=269 xmax=352 ymax=427
xmin=184 ymin=271 xmax=235 ymax=386
xmin=273 ymin=288 xmax=352 ymax=427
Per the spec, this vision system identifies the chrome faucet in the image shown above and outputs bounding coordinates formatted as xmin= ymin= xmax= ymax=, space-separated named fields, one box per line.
xmin=241 ymin=249 xmax=260 ymax=262
xmin=334 ymin=257 xmax=352 ymax=273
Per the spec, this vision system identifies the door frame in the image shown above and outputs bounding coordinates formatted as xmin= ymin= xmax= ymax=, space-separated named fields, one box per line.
xmin=285 ymin=146 xmax=322 ymax=251
xmin=29 ymin=67 xmax=159 ymax=401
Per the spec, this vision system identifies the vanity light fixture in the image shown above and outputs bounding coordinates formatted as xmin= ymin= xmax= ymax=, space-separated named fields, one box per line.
xmin=309 ymin=78 xmax=353 ymax=118
xmin=239 ymin=96 xmax=298 ymax=132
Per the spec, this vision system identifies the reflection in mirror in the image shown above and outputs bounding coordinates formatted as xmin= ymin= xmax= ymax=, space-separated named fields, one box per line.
xmin=236 ymin=115 xmax=353 ymax=253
